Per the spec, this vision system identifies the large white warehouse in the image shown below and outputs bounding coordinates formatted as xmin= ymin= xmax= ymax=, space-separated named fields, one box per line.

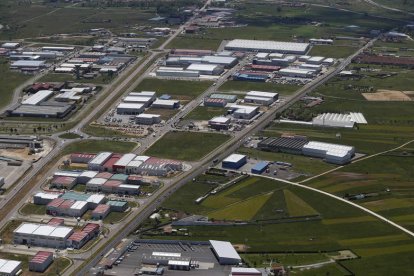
xmin=225 ymin=39 xmax=310 ymax=54
xmin=302 ymin=141 xmax=355 ymax=165
xmin=210 ymin=240 xmax=241 ymax=265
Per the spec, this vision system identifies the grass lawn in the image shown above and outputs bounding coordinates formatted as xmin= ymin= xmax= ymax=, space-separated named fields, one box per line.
xmin=103 ymin=211 xmax=130 ymax=224
xmin=309 ymin=45 xmax=358 ymax=58
xmin=0 ymin=58 xmax=31 ymax=110
xmin=144 ymin=107 xmax=179 ymax=121
xmin=73 ymin=184 xmax=87 ymax=192
xmin=134 ymin=79 xmax=213 ymax=101
xmin=145 ymin=131 xmax=230 ymax=161
xmin=185 ymin=106 xmax=226 ymax=121
xmin=219 ymin=81 xmax=298 ymax=96
xmin=61 ymin=140 xmax=137 ymax=155
xmin=58 ymin=133 xmax=82 ymax=139
xmin=20 ymin=203 xmax=46 ymax=216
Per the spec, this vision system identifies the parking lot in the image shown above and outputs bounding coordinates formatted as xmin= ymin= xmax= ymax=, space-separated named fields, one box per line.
xmin=106 ymin=240 xmax=232 ymax=276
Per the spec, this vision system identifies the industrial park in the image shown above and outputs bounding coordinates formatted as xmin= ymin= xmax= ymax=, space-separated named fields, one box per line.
xmin=0 ymin=0 xmax=414 ymax=275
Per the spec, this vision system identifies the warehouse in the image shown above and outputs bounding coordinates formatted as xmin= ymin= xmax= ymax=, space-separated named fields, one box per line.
xmin=10 ymin=60 xmax=46 ymax=70
xmin=307 ymin=56 xmax=325 ymax=65
xmin=101 ymin=180 xmax=123 ymax=193
xmin=135 ymin=114 xmax=162 ymax=125
xmin=186 ymin=63 xmax=224 ymax=75
xmin=102 ymin=154 xmax=122 ymax=172
xmin=125 ymin=160 xmax=143 ymax=174
xmin=42 ymin=46 xmax=75 ymax=52
xmin=123 ymin=96 xmax=152 ymax=107
xmin=209 ymin=240 xmax=241 ymax=265
xmin=13 ymin=223 xmax=74 ymax=249
xmin=208 ymin=116 xmax=231 ymax=130
xmin=92 ymin=204 xmax=111 ymax=220
xmin=67 ymin=201 xmax=88 ymax=217
xmin=107 ymin=200 xmax=128 ymax=212
xmin=165 ymin=57 xmax=202 ymax=66
xmin=77 ymin=171 xmax=98 ymax=184
xmin=29 ymin=251 xmax=53 ymax=273
xmin=1 ymin=42 xmax=20 ymax=49
xmin=33 ymin=192 xmax=61 ymax=205
xmin=152 ymin=99 xmax=180 ymax=109
xmin=228 ymin=105 xmax=259 ymax=120
xmin=225 ymin=39 xmax=310 ymax=54
xmin=278 ymin=68 xmax=315 ymax=78
xmin=230 ymin=267 xmax=262 ymax=276
xmin=54 ymin=170 xmax=81 ymax=178
xmin=312 ymin=112 xmax=367 ymax=128
xmin=244 ymin=96 xmax=273 ymax=106
xmin=127 ymin=175 xmax=144 ymax=185
xmin=156 ymin=68 xmax=199 ymax=78
xmin=86 ymin=178 xmax=107 ymax=192
xmin=299 ymin=63 xmax=322 ymax=72
xmin=117 ymin=184 xmax=140 ymax=195
xmin=67 ymin=223 xmax=100 ymax=249
xmin=222 ymin=154 xmax=247 ymax=169
xmin=51 ymin=176 xmax=77 ymax=189
xmin=201 ymin=55 xmax=238 ymax=68
xmin=113 ymin=153 xmax=136 ymax=173
xmin=233 ymin=72 xmax=268 ymax=82
xmin=88 ymin=152 xmax=113 ymax=171
xmin=9 ymin=102 xmax=74 ymax=118
xmin=204 ymin=98 xmax=227 ymax=107
xmin=111 ymin=173 xmax=128 ymax=182
xmin=249 ymin=64 xmax=281 ymax=72
xmin=258 ymin=137 xmax=308 ymax=155
xmin=22 ymin=90 xmax=54 ymax=105
xmin=302 ymin=141 xmax=355 ymax=164
xmin=129 ymin=91 xmax=156 ymax=101
xmin=0 ymin=259 xmax=22 ymax=276
xmin=309 ymin=38 xmax=334 ymax=45
xmin=96 ymin=172 xmax=113 ymax=179
xmin=70 ymin=152 xmax=96 ymax=164
xmin=247 ymin=90 xmax=278 ymax=101
xmin=47 ymin=218 xmax=64 ymax=226
xmin=251 ymin=161 xmax=269 ymax=174
xmin=210 ymin=93 xmax=237 ymax=103
xmin=137 ymin=157 xmax=183 ymax=176
xmin=86 ymin=194 xmax=106 ymax=209
xmin=116 ymin=103 xmax=145 ymax=115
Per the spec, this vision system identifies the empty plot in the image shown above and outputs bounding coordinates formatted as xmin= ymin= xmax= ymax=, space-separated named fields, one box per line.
xmin=362 ymin=90 xmax=412 ymax=101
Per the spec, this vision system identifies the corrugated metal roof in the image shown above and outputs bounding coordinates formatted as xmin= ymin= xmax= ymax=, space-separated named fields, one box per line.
xmin=209 ymin=240 xmax=241 ymax=260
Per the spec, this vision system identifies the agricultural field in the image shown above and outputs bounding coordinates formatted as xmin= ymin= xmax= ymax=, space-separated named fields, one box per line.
xmin=145 ymin=131 xmax=230 ymax=161
xmin=146 ymin=176 xmax=414 ymax=275
xmin=134 ymin=79 xmax=213 ymax=103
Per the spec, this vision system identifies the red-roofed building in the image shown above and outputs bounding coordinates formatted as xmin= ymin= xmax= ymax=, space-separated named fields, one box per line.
xmin=29 ymin=251 xmax=54 ymax=272
xmin=82 ymin=223 xmax=100 ymax=237
xmin=102 ymin=180 xmax=122 ymax=193
xmin=249 ymin=64 xmax=281 ymax=72
xmin=95 ymin=172 xmax=113 ymax=179
xmin=46 ymin=198 xmax=65 ymax=215
xmin=91 ymin=204 xmax=110 ymax=220
xmin=47 ymin=218 xmax=65 ymax=226
xmin=68 ymin=231 xmax=89 ymax=249
xmin=70 ymin=153 xmax=97 ymax=164
xmin=50 ymin=176 xmax=77 ymax=189
xmin=204 ymin=98 xmax=227 ymax=107
xmin=127 ymin=175 xmax=143 ymax=185
xmin=102 ymin=154 xmax=122 ymax=172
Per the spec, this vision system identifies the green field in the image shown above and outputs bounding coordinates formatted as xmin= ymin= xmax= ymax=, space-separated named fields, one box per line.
xmin=145 ymin=131 xmax=230 ymax=161
xmin=61 ymin=140 xmax=137 ymax=155
xmin=219 ymin=81 xmax=299 ymax=96
xmin=185 ymin=106 xmax=226 ymax=121
xmin=309 ymin=45 xmax=358 ymax=58
xmin=0 ymin=58 xmax=31 ymax=110
xmin=134 ymin=79 xmax=212 ymax=103
xmin=19 ymin=203 xmax=46 ymax=216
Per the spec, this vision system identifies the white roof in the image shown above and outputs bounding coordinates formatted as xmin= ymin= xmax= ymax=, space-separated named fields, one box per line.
xmin=247 ymin=91 xmax=278 ymax=99
xmin=70 ymin=201 xmax=88 ymax=210
xmin=22 ymin=90 xmax=53 ymax=105
xmin=153 ymin=99 xmax=179 ymax=106
xmin=300 ymin=64 xmax=322 ymax=69
xmin=279 ymin=68 xmax=314 ymax=74
xmin=269 ymin=53 xmax=284 ymax=58
xmin=209 ymin=116 xmax=230 ymax=124
xmin=86 ymin=194 xmax=106 ymax=204
xmin=42 ymin=46 xmax=74 ymax=51
xmin=117 ymin=103 xmax=145 ymax=109
xmin=304 ymin=141 xmax=354 ymax=157
xmin=135 ymin=155 xmax=150 ymax=162
xmin=55 ymin=67 xmax=74 ymax=73
xmin=225 ymin=39 xmax=309 ymax=53
xmin=34 ymin=192 xmax=61 ymax=200
xmin=1 ymin=42 xmax=20 ymax=47
xmin=119 ymin=184 xmax=140 ymax=189
xmin=87 ymin=178 xmax=107 ymax=185
xmin=349 ymin=112 xmax=367 ymax=124
xmin=223 ymin=154 xmax=246 ymax=163
xmin=308 ymin=56 xmax=325 ymax=62
xmin=54 ymin=170 xmax=81 ymax=178
xmin=229 ymin=104 xmax=258 ymax=114
xmin=152 ymin=252 xmax=181 ymax=257
xmin=11 ymin=60 xmax=45 ymax=67
xmin=209 ymin=240 xmax=241 ymax=261
xmin=50 ymin=226 xmax=73 ymax=238
xmin=231 ymin=267 xmax=261 ymax=274
xmin=136 ymin=114 xmax=161 ymax=119
xmin=0 ymin=259 xmax=21 ymax=274
xmin=255 ymin=52 xmax=269 ymax=58
xmin=187 ymin=63 xmax=220 ymax=71
xmin=80 ymin=171 xmax=98 ymax=178
xmin=115 ymin=153 xmax=137 ymax=167
xmin=14 ymin=223 xmax=73 ymax=239
xmin=201 ymin=55 xmax=237 ymax=64
xmin=123 ymin=96 xmax=152 ymax=103
xmin=126 ymin=160 xmax=143 ymax=168
xmin=89 ymin=152 xmax=112 ymax=165
xmin=168 ymin=260 xmax=190 ymax=266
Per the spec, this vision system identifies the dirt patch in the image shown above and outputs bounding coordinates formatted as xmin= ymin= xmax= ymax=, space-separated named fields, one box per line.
xmin=233 ymin=244 xmax=249 ymax=252
xmin=362 ymin=89 xmax=412 ymax=101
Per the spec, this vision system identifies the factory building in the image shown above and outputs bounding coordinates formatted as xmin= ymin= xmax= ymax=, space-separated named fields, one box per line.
xmin=186 ymin=63 xmax=224 ymax=75
xmin=125 ymin=160 xmax=144 ymax=174
xmin=136 ymin=157 xmax=183 ymax=176
xmin=42 ymin=46 xmax=75 ymax=52
xmin=54 ymin=170 xmax=81 ymax=178
xmin=135 ymin=114 xmax=162 ymax=125
xmin=67 ymin=223 xmax=100 ymax=249
xmin=307 ymin=56 xmax=325 ymax=65
xmin=13 ymin=223 xmax=74 ymax=249
xmin=225 ymin=39 xmax=310 ymax=54
xmin=33 ymin=192 xmax=61 ymax=205
xmin=116 ymin=103 xmax=145 ymax=115
xmin=88 ymin=152 xmax=113 ymax=171
xmin=86 ymin=178 xmax=107 ymax=192
xmin=123 ymin=96 xmax=153 ymax=107
xmin=47 ymin=218 xmax=64 ymax=227
xmin=222 ymin=154 xmax=247 ymax=169
xmin=233 ymin=72 xmax=268 ymax=82
xmin=1 ymin=42 xmax=20 ymax=49
xmin=228 ymin=105 xmax=259 ymax=120
xmin=129 ymin=91 xmax=156 ymax=101
xmin=102 ymin=154 xmax=122 ymax=172
xmin=208 ymin=116 xmax=231 ymax=130
xmin=152 ymin=99 xmax=180 ymax=109
xmin=299 ymin=63 xmax=322 ymax=72
xmin=91 ymin=204 xmax=111 ymax=220
xmin=244 ymin=90 xmax=278 ymax=106
xmin=209 ymin=240 xmax=242 ymax=265
xmin=77 ymin=171 xmax=98 ymax=184
xmin=204 ymin=98 xmax=227 ymax=107
xmin=302 ymin=141 xmax=355 ymax=165
xmin=201 ymin=55 xmax=238 ymax=68
xmin=10 ymin=60 xmax=46 ymax=70
xmin=258 ymin=137 xmax=308 ymax=155
xmin=278 ymin=68 xmax=315 ymax=78
xmin=309 ymin=38 xmax=334 ymax=45
xmin=156 ymin=68 xmax=199 ymax=78
xmin=312 ymin=112 xmax=367 ymax=128
xmin=107 ymin=200 xmax=128 ymax=212
xmin=113 ymin=153 xmax=136 ymax=173
xmin=209 ymin=93 xmax=237 ymax=103
xmin=251 ymin=161 xmax=269 ymax=174
xmin=50 ymin=176 xmax=77 ymax=190
xmin=29 ymin=251 xmax=53 ymax=273
xmin=0 ymin=259 xmax=22 ymax=276
xmin=8 ymin=103 xmax=74 ymax=118
xmin=22 ymin=90 xmax=54 ymax=105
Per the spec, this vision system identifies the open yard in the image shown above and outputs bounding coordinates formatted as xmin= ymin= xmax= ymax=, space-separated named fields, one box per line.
xmin=145 ymin=131 xmax=230 ymax=161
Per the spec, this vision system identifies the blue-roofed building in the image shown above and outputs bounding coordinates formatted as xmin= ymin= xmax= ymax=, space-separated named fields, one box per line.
xmin=251 ymin=161 xmax=269 ymax=174
xmin=233 ymin=73 xmax=268 ymax=82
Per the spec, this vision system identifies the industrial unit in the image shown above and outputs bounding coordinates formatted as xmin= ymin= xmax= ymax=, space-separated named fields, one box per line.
xmin=225 ymin=39 xmax=310 ymax=54
xmin=210 ymin=93 xmax=237 ymax=103
xmin=209 ymin=240 xmax=242 ymax=265
xmin=251 ymin=161 xmax=269 ymax=174
xmin=222 ymin=154 xmax=247 ymax=169
xmin=29 ymin=251 xmax=54 ymax=273
xmin=88 ymin=152 xmax=113 ymax=171
xmin=258 ymin=137 xmax=308 ymax=155
xmin=152 ymin=99 xmax=180 ymax=109
xmin=204 ymin=98 xmax=227 ymax=107
xmin=0 ymin=259 xmax=22 ymax=276
xmin=278 ymin=68 xmax=315 ymax=78
xmin=135 ymin=114 xmax=162 ymax=125
xmin=312 ymin=112 xmax=367 ymax=128
xmin=244 ymin=90 xmax=279 ymax=106
xmin=302 ymin=141 xmax=355 ymax=165
xmin=208 ymin=116 xmax=231 ymax=130
xmin=116 ymin=103 xmax=145 ymax=115
xmin=186 ymin=63 xmax=224 ymax=75
xmin=228 ymin=105 xmax=259 ymax=119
